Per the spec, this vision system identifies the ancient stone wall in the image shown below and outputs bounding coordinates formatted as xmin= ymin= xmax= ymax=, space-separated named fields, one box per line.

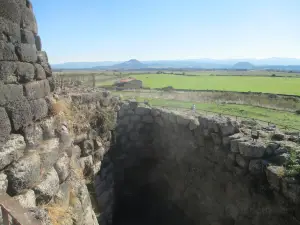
xmin=0 ymin=1 xmax=119 ymax=224
xmin=107 ymin=101 xmax=300 ymax=225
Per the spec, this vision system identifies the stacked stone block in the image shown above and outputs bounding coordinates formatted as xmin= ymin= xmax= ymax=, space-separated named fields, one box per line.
xmin=111 ymin=102 xmax=300 ymax=225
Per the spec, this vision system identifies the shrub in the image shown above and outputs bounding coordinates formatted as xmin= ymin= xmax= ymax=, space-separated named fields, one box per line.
xmin=296 ymin=109 xmax=300 ymax=115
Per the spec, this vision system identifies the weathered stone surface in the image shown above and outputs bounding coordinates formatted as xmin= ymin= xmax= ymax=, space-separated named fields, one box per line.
xmin=28 ymin=207 xmax=52 ymax=225
xmin=33 ymin=63 xmax=46 ymax=80
xmin=24 ymin=80 xmax=50 ymax=100
xmin=271 ymin=131 xmax=285 ymax=141
xmin=239 ymin=141 xmax=266 ymax=158
xmin=93 ymin=161 xmax=101 ymax=175
xmin=21 ymin=7 xmax=37 ymax=34
xmin=135 ymin=107 xmax=151 ymax=115
xmin=15 ymin=43 xmax=37 ymax=62
xmin=0 ymin=17 xmax=21 ymax=42
xmin=14 ymin=190 xmax=36 ymax=208
xmin=6 ymin=153 xmax=41 ymax=195
xmin=0 ymin=61 xmax=18 ymax=83
xmin=189 ymin=118 xmax=199 ymax=130
xmin=33 ymin=167 xmax=59 ymax=205
xmin=54 ymin=153 xmax=70 ymax=183
xmin=154 ymin=116 xmax=164 ymax=127
xmin=21 ymin=29 xmax=35 ymax=44
xmin=0 ymin=84 xmax=24 ymax=106
xmin=129 ymin=131 xmax=139 ymax=141
xmin=0 ymin=0 xmax=22 ymax=23
xmin=22 ymin=123 xmax=43 ymax=147
xmin=0 ymin=108 xmax=11 ymax=142
xmin=249 ymin=159 xmax=263 ymax=174
xmin=0 ymin=134 xmax=26 ymax=170
xmin=79 ymin=156 xmax=93 ymax=176
xmin=0 ymin=41 xmax=18 ymax=61
xmin=0 ymin=173 xmax=8 ymax=193
xmin=94 ymin=147 xmax=105 ymax=162
xmin=38 ymin=138 xmax=60 ymax=174
xmin=266 ymin=166 xmax=284 ymax=191
xmin=211 ymin=133 xmax=222 ymax=145
xmin=47 ymin=77 xmax=55 ymax=91
xmin=219 ymin=119 xmax=239 ymax=136
xmin=54 ymin=182 xmax=70 ymax=209
xmin=235 ymin=154 xmax=249 ymax=169
xmin=6 ymin=97 xmax=32 ymax=131
xmin=16 ymin=62 xmax=35 ymax=82
xmin=37 ymin=51 xmax=52 ymax=76
xmin=268 ymin=153 xmax=290 ymax=165
xmin=151 ymin=108 xmax=160 ymax=117
xmin=282 ymin=178 xmax=300 ymax=204
xmin=29 ymin=98 xmax=48 ymax=120
xmin=40 ymin=117 xmax=55 ymax=139
xmin=81 ymin=140 xmax=94 ymax=157
xmin=142 ymin=115 xmax=154 ymax=123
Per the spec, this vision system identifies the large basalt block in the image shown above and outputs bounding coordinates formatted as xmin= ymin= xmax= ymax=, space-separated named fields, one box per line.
xmin=33 ymin=167 xmax=59 ymax=205
xmin=54 ymin=153 xmax=70 ymax=184
xmin=29 ymin=98 xmax=48 ymax=120
xmin=0 ymin=134 xmax=25 ymax=170
xmin=34 ymin=63 xmax=46 ymax=80
xmin=21 ymin=29 xmax=35 ymax=44
xmin=16 ymin=62 xmax=35 ymax=82
xmin=0 ymin=0 xmax=22 ymax=23
xmin=22 ymin=122 xmax=43 ymax=147
xmin=15 ymin=43 xmax=37 ymax=62
xmin=21 ymin=7 xmax=37 ymax=34
xmin=0 ymin=41 xmax=18 ymax=61
xmin=6 ymin=97 xmax=32 ymax=131
xmin=37 ymin=51 xmax=51 ymax=76
xmin=24 ymin=80 xmax=50 ymax=100
xmin=238 ymin=141 xmax=266 ymax=158
xmin=14 ymin=190 xmax=36 ymax=208
xmin=38 ymin=138 xmax=60 ymax=175
xmin=6 ymin=96 xmax=33 ymax=130
xmin=0 ymin=107 xmax=11 ymax=142
xmin=54 ymin=182 xmax=70 ymax=209
xmin=0 ymin=17 xmax=21 ymax=42
xmin=6 ymin=152 xmax=41 ymax=195
xmin=266 ymin=166 xmax=284 ymax=192
xmin=0 ymin=61 xmax=18 ymax=83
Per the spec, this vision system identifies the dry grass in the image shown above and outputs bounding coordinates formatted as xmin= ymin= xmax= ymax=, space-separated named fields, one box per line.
xmin=44 ymin=204 xmax=73 ymax=225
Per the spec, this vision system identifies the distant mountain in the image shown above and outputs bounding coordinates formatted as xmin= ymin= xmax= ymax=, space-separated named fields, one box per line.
xmin=51 ymin=58 xmax=300 ymax=70
xmin=232 ymin=62 xmax=255 ymax=70
xmin=108 ymin=59 xmax=148 ymax=70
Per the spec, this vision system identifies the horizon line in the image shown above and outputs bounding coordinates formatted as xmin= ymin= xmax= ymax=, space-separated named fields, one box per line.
xmin=51 ymin=57 xmax=300 ymax=65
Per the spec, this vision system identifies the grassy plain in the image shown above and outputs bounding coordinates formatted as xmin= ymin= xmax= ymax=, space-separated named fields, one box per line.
xmin=118 ymin=74 xmax=300 ymax=96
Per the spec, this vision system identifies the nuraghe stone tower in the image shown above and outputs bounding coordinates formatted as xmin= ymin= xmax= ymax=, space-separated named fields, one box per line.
xmin=0 ymin=1 xmax=101 ymax=225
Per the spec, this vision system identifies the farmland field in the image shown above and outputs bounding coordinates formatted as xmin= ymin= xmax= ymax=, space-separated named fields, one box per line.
xmin=110 ymin=74 xmax=300 ymax=96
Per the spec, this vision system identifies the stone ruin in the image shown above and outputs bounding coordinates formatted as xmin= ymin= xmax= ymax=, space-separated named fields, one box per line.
xmin=1 ymin=1 xmax=300 ymax=225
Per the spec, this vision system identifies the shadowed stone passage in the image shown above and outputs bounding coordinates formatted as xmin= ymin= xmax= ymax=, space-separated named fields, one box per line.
xmin=95 ymin=101 xmax=300 ymax=225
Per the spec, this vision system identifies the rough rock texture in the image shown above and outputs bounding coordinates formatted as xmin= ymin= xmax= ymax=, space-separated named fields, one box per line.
xmin=104 ymin=102 xmax=300 ymax=225
xmin=0 ymin=2 xmax=102 ymax=224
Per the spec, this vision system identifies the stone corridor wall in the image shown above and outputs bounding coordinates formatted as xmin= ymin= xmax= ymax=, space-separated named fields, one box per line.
xmin=108 ymin=101 xmax=300 ymax=225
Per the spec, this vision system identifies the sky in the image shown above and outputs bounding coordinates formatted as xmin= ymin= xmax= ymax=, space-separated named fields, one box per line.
xmin=31 ymin=0 xmax=300 ymax=64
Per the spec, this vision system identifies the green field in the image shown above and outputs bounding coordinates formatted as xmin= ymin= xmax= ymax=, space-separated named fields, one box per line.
xmin=123 ymin=74 xmax=300 ymax=95
xmin=122 ymin=96 xmax=300 ymax=130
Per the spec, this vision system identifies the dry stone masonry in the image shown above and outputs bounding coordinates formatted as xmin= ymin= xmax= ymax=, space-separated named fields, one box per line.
xmin=95 ymin=101 xmax=300 ymax=225
xmin=2 ymin=1 xmax=300 ymax=225
xmin=0 ymin=1 xmax=117 ymax=224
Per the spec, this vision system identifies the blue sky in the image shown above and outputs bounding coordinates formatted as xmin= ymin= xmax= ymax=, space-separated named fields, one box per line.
xmin=31 ymin=0 xmax=300 ymax=64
